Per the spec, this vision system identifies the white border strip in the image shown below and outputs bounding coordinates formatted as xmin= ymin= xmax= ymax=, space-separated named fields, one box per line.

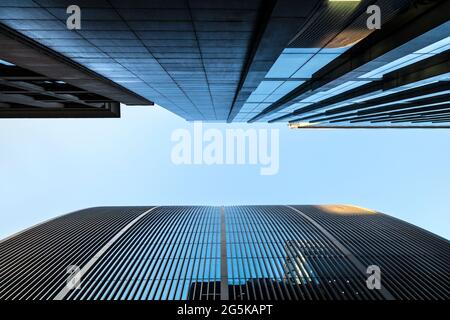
xmin=53 ymin=206 xmax=159 ymax=300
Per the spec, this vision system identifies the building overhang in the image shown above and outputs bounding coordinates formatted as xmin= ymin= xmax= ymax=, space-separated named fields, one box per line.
xmin=0 ymin=22 xmax=153 ymax=118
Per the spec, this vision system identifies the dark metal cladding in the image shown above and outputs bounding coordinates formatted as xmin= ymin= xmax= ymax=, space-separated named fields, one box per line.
xmin=2 ymin=1 xmax=447 ymax=125
xmin=0 ymin=207 xmax=152 ymax=300
xmin=294 ymin=205 xmax=450 ymax=300
xmin=0 ymin=205 xmax=448 ymax=300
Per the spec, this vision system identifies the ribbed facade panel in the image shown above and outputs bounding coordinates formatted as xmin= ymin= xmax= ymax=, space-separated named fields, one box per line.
xmin=225 ymin=206 xmax=382 ymax=300
xmin=0 ymin=207 xmax=151 ymax=300
xmin=0 ymin=205 xmax=448 ymax=300
xmin=66 ymin=206 xmax=221 ymax=300
xmin=294 ymin=205 xmax=450 ymax=300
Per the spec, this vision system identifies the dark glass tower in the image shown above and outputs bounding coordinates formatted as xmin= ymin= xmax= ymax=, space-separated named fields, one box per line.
xmin=0 ymin=1 xmax=449 ymax=126
xmin=0 ymin=205 xmax=448 ymax=300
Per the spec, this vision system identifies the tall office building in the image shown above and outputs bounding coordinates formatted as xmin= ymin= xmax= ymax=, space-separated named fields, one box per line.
xmin=0 ymin=205 xmax=448 ymax=300
xmin=0 ymin=0 xmax=449 ymax=127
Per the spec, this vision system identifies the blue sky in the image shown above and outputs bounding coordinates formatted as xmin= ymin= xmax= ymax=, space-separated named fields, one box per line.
xmin=0 ymin=105 xmax=449 ymax=240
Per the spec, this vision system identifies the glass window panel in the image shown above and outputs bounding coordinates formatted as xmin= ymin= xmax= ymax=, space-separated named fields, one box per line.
xmin=246 ymin=94 xmax=268 ymax=103
xmin=266 ymin=53 xmax=314 ymax=78
xmin=271 ymin=81 xmax=304 ymax=95
xmin=283 ymin=48 xmax=320 ymax=54
xmin=252 ymin=81 xmax=284 ymax=95
xmin=292 ymin=54 xmax=340 ymax=78
xmin=416 ymin=36 xmax=450 ymax=54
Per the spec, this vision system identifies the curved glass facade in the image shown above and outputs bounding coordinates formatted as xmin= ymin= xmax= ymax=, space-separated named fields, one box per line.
xmin=0 ymin=205 xmax=448 ymax=300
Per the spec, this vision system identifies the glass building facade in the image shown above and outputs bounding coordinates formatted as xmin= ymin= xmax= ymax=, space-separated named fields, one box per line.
xmin=0 ymin=1 xmax=448 ymax=126
xmin=0 ymin=205 xmax=448 ymax=300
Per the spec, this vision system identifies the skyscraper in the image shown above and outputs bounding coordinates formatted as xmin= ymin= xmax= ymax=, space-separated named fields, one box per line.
xmin=0 ymin=0 xmax=449 ymax=127
xmin=0 ymin=205 xmax=448 ymax=300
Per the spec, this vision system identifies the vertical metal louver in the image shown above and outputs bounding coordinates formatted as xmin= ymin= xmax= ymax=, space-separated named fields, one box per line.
xmin=0 ymin=205 xmax=448 ymax=300
xmin=225 ymin=206 xmax=383 ymax=300
xmin=293 ymin=205 xmax=450 ymax=300
xmin=0 ymin=207 xmax=152 ymax=300
xmin=66 ymin=206 xmax=221 ymax=300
